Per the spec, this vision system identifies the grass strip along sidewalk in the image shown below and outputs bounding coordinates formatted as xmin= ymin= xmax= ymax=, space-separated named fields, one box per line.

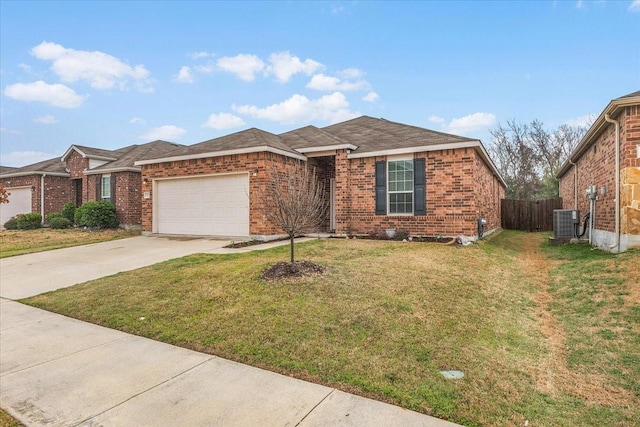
xmin=24 ymin=231 xmax=639 ymax=426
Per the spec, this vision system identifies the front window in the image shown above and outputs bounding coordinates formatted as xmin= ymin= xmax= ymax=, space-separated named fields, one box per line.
xmin=388 ymin=160 xmax=413 ymax=214
xmin=101 ymin=175 xmax=111 ymax=203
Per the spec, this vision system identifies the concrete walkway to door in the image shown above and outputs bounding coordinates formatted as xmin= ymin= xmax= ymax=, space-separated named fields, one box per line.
xmin=0 ymin=236 xmax=460 ymax=427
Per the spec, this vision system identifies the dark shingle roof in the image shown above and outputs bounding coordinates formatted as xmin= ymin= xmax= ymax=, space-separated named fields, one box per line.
xmin=0 ymin=157 xmax=68 ymax=177
xmin=89 ymin=140 xmax=183 ymax=172
xmin=617 ymin=90 xmax=640 ymax=99
xmin=319 ymin=116 xmax=476 ymax=154
xmin=158 ymin=128 xmax=301 ymax=158
xmin=279 ymin=125 xmax=348 ymax=150
xmin=67 ymin=145 xmax=121 ymax=160
xmin=0 ymin=166 xmax=18 ymax=174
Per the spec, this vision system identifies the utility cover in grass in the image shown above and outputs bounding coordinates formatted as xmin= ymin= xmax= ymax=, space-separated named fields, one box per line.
xmin=440 ymin=370 xmax=465 ymax=379
xmin=261 ymin=261 xmax=325 ymax=281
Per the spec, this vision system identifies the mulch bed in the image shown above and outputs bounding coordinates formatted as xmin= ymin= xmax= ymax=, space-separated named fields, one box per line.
xmin=261 ymin=261 xmax=325 ymax=281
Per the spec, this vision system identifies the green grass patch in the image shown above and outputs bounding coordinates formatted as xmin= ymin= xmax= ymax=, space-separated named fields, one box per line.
xmin=24 ymin=232 xmax=639 ymax=426
xmin=0 ymin=228 xmax=140 ymax=258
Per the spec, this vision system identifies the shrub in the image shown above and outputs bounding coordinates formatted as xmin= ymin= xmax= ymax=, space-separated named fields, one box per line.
xmin=47 ymin=212 xmax=63 ymax=222
xmin=49 ymin=216 xmax=72 ymax=229
xmin=16 ymin=213 xmax=42 ymax=230
xmin=4 ymin=217 xmax=18 ymax=230
xmin=74 ymin=201 xmax=117 ymax=229
xmin=61 ymin=202 xmax=76 ymax=223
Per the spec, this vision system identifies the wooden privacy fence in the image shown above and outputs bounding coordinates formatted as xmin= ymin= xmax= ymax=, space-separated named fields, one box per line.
xmin=501 ymin=198 xmax=563 ymax=232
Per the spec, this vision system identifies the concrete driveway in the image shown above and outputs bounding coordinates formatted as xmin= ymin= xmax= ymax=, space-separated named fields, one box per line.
xmin=0 ymin=236 xmax=232 ymax=300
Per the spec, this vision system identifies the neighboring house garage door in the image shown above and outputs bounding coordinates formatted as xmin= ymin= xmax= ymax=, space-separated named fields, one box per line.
xmin=0 ymin=187 xmax=32 ymax=226
xmin=155 ymin=174 xmax=249 ymax=237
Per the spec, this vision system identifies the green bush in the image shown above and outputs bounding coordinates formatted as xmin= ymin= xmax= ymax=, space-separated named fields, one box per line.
xmin=49 ymin=216 xmax=72 ymax=229
xmin=74 ymin=201 xmax=117 ymax=229
xmin=4 ymin=217 xmax=18 ymax=230
xmin=47 ymin=212 xmax=63 ymax=222
xmin=61 ymin=202 xmax=76 ymax=223
xmin=16 ymin=213 xmax=42 ymax=230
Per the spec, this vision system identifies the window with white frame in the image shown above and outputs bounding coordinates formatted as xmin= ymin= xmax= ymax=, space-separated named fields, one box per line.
xmin=388 ymin=159 xmax=413 ymax=214
xmin=101 ymin=175 xmax=111 ymax=203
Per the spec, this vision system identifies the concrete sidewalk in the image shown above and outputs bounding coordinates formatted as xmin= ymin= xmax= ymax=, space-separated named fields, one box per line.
xmin=0 ymin=236 xmax=460 ymax=426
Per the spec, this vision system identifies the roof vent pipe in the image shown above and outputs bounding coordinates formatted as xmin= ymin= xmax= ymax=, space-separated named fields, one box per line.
xmin=604 ymin=113 xmax=620 ymax=253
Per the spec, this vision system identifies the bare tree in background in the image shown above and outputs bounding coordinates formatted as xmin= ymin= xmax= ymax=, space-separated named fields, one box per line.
xmin=265 ymin=161 xmax=327 ymax=263
xmin=489 ymin=119 xmax=586 ymax=200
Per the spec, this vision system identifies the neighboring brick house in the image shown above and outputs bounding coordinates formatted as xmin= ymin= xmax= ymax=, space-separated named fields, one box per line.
xmin=0 ymin=140 xmax=181 ymax=227
xmin=557 ymin=90 xmax=640 ymax=253
xmin=136 ymin=116 xmax=506 ymax=239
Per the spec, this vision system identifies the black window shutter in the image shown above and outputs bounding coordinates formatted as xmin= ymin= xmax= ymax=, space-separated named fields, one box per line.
xmin=375 ymin=161 xmax=386 ymax=215
xmin=413 ymin=158 xmax=426 ymax=215
xmin=110 ymin=174 xmax=116 ymax=203
xmin=95 ymin=175 xmax=101 ymax=200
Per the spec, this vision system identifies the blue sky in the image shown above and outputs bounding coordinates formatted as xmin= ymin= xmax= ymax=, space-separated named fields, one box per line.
xmin=1 ymin=0 xmax=639 ymax=167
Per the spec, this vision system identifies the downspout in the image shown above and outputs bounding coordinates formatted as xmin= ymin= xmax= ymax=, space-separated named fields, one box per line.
xmin=569 ymin=159 xmax=578 ymax=209
xmin=604 ymin=114 xmax=620 ymax=252
xmin=40 ymin=174 xmax=47 ymax=225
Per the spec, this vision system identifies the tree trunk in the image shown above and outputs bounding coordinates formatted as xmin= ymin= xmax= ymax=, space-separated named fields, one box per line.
xmin=290 ymin=234 xmax=295 ymax=263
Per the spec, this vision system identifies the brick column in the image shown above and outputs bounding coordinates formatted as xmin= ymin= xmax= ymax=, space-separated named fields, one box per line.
xmin=334 ymin=150 xmax=350 ymax=234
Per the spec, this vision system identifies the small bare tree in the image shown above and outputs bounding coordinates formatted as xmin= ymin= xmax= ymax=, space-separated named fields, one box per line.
xmin=265 ymin=161 xmax=327 ymax=263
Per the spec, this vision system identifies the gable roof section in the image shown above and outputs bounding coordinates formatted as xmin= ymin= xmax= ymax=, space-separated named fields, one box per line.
xmin=0 ymin=157 xmax=69 ymax=178
xmin=0 ymin=166 xmax=18 ymax=174
xmin=85 ymin=140 xmax=183 ymax=174
xmin=321 ymin=116 xmax=478 ymax=156
xmin=135 ymin=128 xmax=306 ymax=166
xmin=61 ymin=145 xmax=120 ymax=162
xmin=279 ymin=125 xmax=357 ymax=153
xmin=556 ymin=90 xmax=640 ymax=179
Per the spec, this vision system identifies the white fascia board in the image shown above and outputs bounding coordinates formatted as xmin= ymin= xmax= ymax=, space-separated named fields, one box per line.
xmin=84 ymin=167 xmax=141 ymax=175
xmin=0 ymin=171 xmax=69 ymax=179
xmin=134 ymin=146 xmax=307 ymax=166
xmin=346 ymin=141 xmax=482 ymax=159
xmin=295 ymin=144 xmax=358 ymax=153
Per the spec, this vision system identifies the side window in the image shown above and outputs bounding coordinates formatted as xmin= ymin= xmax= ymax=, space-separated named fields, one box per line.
xmin=101 ymin=175 xmax=111 ymax=203
xmin=388 ymin=159 xmax=413 ymax=214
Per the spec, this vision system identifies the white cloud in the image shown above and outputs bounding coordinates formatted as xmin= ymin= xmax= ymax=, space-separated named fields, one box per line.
xmin=338 ymin=68 xmax=364 ymax=79
xmin=266 ymin=52 xmax=323 ymax=83
xmin=576 ymin=0 xmax=584 ymax=9
xmin=428 ymin=115 xmax=445 ymax=124
xmin=443 ymin=112 xmax=497 ymax=135
xmin=174 ymin=66 xmax=194 ymax=83
xmin=216 ymin=54 xmax=265 ymax=81
xmin=0 ymin=150 xmax=54 ymax=167
xmin=30 ymin=41 xmax=153 ymax=91
xmin=4 ymin=80 xmax=86 ymax=108
xmin=564 ymin=114 xmax=596 ymax=128
xmin=140 ymin=125 xmax=186 ymax=141
xmin=129 ymin=116 xmax=146 ymax=125
xmin=18 ymin=63 xmax=32 ymax=73
xmin=34 ymin=115 xmax=57 ymax=124
xmin=306 ymin=73 xmax=370 ymax=91
xmin=629 ymin=0 xmax=640 ymax=12
xmin=202 ymin=113 xmax=246 ymax=130
xmin=0 ymin=127 xmax=21 ymax=135
xmin=233 ymin=92 xmax=358 ymax=125
xmin=190 ymin=51 xmax=215 ymax=59
xmin=194 ymin=63 xmax=216 ymax=74
xmin=362 ymin=91 xmax=379 ymax=102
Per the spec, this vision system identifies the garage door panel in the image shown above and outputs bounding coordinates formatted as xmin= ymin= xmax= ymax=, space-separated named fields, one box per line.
xmin=0 ymin=187 xmax=32 ymax=225
xmin=155 ymin=174 xmax=249 ymax=237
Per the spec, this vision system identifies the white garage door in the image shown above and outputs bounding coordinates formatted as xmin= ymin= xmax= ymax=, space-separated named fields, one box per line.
xmin=0 ymin=187 xmax=32 ymax=226
xmin=155 ymin=174 xmax=249 ymax=237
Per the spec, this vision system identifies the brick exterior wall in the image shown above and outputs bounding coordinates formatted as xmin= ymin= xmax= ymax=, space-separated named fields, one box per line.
xmin=559 ymin=103 xmax=640 ymax=250
xmin=335 ymin=148 xmax=503 ymax=237
xmin=140 ymin=152 xmax=293 ymax=236
xmin=0 ymin=174 xmax=74 ymax=221
xmin=139 ymin=147 xmax=505 ymax=238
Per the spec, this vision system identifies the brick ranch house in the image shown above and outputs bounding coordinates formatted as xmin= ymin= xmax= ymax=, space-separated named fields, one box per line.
xmin=135 ymin=116 xmax=506 ymax=240
xmin=557 ymin=90 xmax=640 ymax=253
xmin=0 ymin=141 xmax=181 ymax=227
